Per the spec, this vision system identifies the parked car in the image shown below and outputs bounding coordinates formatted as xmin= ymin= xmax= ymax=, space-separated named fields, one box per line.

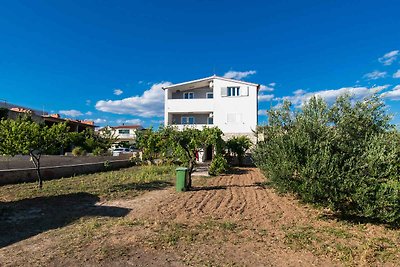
xmin=112 ymin=147 xmax=131 ymax=156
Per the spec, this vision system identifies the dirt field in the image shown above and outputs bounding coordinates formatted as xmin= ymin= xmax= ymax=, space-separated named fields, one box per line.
xmin=1 ymin=168 xmax=399 ymax=266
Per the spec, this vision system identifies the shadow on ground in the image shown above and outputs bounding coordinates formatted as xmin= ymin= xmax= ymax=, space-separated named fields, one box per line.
xmin=109 ymin=180 xmax=173 ymax=193
xmin=0 ymin=192 xmax=130 ymax=248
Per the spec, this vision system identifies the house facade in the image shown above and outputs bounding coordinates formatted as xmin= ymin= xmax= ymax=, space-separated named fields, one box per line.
xmin=163 ymin=75 xmax=259 ymax=140
xmin=99 ymin=125 xmax=144 ymax=148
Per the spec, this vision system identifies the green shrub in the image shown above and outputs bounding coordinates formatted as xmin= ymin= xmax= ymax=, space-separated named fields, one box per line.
xmin=92 ymin=147 xmax=105 ymax=156
xmin=209 ymin=155 xmax=228 ymax=176
xmin=226 ymin=136 xmax=252 ymax=166
xmin=253 ymin=95 xmax=400 ymax=225
xmin=72 ymin=146 xmax=87 ymax=156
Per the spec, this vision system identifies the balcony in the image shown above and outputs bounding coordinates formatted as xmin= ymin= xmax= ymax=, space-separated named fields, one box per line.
xmin=172 ymin=124 xmax=212 ymax=131
xmin=166 ymin=98 xmax=214 ymax=113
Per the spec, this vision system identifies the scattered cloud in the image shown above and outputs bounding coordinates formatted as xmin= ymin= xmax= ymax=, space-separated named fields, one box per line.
xmin=381 ymin=85 xmax=400 ymax=100
xmin=293 ymin=89 xmax=306 ymax=96
xmin=269 ymin=82 xmax=276 ymax=87
xmin=259 ymin=84 xmax=274 ymax=92
xmin=93 ymin=118 xmax=107 ymax=124
xmin=258 ymin=110 xmax=268 ymax=116
xmin=116 ymin=118 xmax=143 ymax=125
xmin=151 ymin=119 xmax=164 ymax=125
xmin=85 ymin=100 xmax=91 ymax=106
xmin=275 ymin=85 xmax=389 ymax=107
xmin=378 ymin=50 xmax=399 ymax=66
xmin=138 ymin=81 xmax=144 ymax=84
xmin=113 ymin=89 xmax=123 ymax=95
xmin=363 ymin=70 xmax=387 ymax=80
xmin=59 ymin=109 xmax=83 ymax=117
xmin=393 ymin=70 xmax=400 ymax=79
xmin=95 ymin=82 xmax=172 ymax=118
xmin=85 ymin=111 xmax=93 ymax=116
xmin=223 ymin=70 xmax=256 ymax=80
xmin=258 ymin=94 xmax=275 ymax=102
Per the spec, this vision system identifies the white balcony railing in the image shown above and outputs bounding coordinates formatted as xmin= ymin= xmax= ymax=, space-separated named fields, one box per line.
xmin=166 ymin=98 xmax=214 ymax=113
xmin=171 ymin=124 xmax=216 ymax=131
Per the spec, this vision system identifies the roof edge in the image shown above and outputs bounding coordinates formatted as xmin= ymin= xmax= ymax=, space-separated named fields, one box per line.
xmin=162 ymin=75 xmax=259 ymax=90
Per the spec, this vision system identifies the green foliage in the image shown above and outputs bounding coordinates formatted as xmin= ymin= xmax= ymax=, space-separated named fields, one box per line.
xmin=226 ymin=136 xmax=252 ymax=165
xmin=69 ymin=128 xmax=116 ymax=153
xmin=253 ymin=94 xmax=400 ymax=224
xmin=92 ymin=147 xmax=105 ymax=156
xmin=136 ymin=126 xmax=227 ymax=188
xmin=208 ymin=154 xmax=228 ymax=176
xmin=0 ymin=117 xmax=70 ymax=188
xmin=72 ymin=146 xmax=87 ymax=156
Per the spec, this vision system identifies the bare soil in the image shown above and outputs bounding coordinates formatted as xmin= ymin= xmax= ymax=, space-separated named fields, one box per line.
xmin=1 ymin=168 xmax=399 ymax=266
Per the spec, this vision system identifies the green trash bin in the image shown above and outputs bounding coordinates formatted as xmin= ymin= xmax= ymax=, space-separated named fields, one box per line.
xmin=176 ymin=167 xmax=188 ymax=192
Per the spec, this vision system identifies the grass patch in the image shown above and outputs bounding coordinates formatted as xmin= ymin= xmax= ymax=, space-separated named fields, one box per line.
xmin=0 ymin=165 xmax=175 ymax=202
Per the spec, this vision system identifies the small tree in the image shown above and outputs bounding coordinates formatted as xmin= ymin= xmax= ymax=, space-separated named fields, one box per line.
xmin=166 ymin=126 xmax=225 ymax=187
xmin=0 ymin=117 xmax=70 ymax=188
xmin=226 ymin=136 xmax=252 ymax=165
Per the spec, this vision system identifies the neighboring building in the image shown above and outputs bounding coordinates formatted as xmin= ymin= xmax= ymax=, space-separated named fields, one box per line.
xmin=99 ymin=125 xmax=144 ymax=148
xmin=2 ymin=105 xmax=95 ymax=132
xmin=163 ymin=75 xmax=259 ymax=140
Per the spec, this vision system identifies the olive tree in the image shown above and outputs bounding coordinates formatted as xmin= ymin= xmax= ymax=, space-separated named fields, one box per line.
xmin=0 ymin=117 xmax=70 ymax=188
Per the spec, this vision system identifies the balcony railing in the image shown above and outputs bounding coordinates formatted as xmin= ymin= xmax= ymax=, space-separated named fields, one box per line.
xmin=166 ymin=98 xmax=214 ymax=113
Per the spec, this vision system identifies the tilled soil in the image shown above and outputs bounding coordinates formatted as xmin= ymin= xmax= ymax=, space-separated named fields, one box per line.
xmin=1 ymin=168 xmax=399 ymax=266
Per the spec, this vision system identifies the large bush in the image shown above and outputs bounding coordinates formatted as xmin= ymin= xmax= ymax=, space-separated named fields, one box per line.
xmin=253 ymin=95 xmax=400 ymax=224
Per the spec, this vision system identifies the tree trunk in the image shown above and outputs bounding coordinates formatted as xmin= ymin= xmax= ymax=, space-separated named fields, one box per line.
xmin=30 ymin=153 xmax=43 ymax=189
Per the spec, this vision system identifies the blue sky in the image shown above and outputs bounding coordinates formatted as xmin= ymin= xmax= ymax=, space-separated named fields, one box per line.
xmin=1 ymin=0 xmax=400 ymax=127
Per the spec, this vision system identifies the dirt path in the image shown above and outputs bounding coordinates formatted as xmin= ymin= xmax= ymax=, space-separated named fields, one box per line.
xmin=2 ymin=168 xmax=399 ymax=266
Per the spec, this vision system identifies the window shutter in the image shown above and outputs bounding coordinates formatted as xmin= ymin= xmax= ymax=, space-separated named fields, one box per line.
xmin=241 ymin=86 xmax=249 ymax=96
xmin=221 ymin=87 xmax=228 ymax=97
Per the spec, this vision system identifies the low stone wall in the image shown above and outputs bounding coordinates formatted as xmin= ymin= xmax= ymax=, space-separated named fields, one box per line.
xmin=0 ymin=156 xmax=133 ymax=185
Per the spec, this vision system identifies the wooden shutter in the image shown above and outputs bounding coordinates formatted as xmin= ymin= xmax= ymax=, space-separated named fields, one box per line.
xmin=221 ymin=87 xmax=228 ymax=97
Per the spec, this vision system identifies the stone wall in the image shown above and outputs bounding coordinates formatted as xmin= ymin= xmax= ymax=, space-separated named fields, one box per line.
xmin=0 ymin=155 xmax=133 ymax=185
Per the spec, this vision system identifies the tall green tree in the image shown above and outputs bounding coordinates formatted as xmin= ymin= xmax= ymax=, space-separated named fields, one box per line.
xmin=0 ymin=117 xmax=70 ymax=188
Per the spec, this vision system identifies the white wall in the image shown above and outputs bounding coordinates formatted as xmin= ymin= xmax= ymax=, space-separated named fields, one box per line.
xmin=164 ymin=77 xmax=258 ymax=135
xmin=212 ymin=79 xmax=258 ymax=134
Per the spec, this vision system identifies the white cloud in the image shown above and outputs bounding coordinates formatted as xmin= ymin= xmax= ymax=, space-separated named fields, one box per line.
xmin=113 ymin=89 xmax=123 ymax=96
xmin=258 ymin=110 xmax=268 ymax=116
xmin=93 ymin=118 xmax=107 ymax=124
xmin=258 ymin=94 xmax=274 ymax=102
xmin=363 ymin=70 xmax=387 ymax=80
xmin=381 ymin=85 xmax=400 ymax=100
xmin=85 ymin=111 xmax=93 ymax=116
xmin=393 ymin=70 xmax=400 ymax=79
xmin=223 ymin=70 xmax=256 ymax=80
xmin=269 ymin=82 xmax=276 ymax=87
xmin=116 ymin=119 xmax=143 ymax=125
xmin=259 ymin=84 xmax=274 ymax=92
xmin=95 ymin=82 xmax=172 ymax=118
xmin=378 ymin=50 xmax=399 ymax=66
xmin=293 ymin=89 xmax=306 ymax=96
xmin=59 ymin=109 xmax=83 ymax=117
xmin=276 ymin=85 xmax=389 ymax=107
xmin=86 ymin=100 xmax=91 ymax=106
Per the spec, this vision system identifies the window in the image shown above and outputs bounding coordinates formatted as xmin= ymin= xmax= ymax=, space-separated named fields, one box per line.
xmin=206 ymin=92 xmax=214 ymax=99
xmin=181 ymin=116 xmax=195 ymax=124
xmin=227 ymin=87 xmax=240 ymax=97
xmin=118 ymin=129 xmax=130 ymax=134
xmin=207 ymin=117 xmax=214 ymax=125
xmin=183 ymin=92 xmax=194 ymax=99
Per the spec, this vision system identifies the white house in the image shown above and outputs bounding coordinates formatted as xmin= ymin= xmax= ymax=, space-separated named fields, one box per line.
xmin=163 ymin=75 xmax=259 ymax=142
xmin=98 ymin=124 xmax=144 ymax=148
